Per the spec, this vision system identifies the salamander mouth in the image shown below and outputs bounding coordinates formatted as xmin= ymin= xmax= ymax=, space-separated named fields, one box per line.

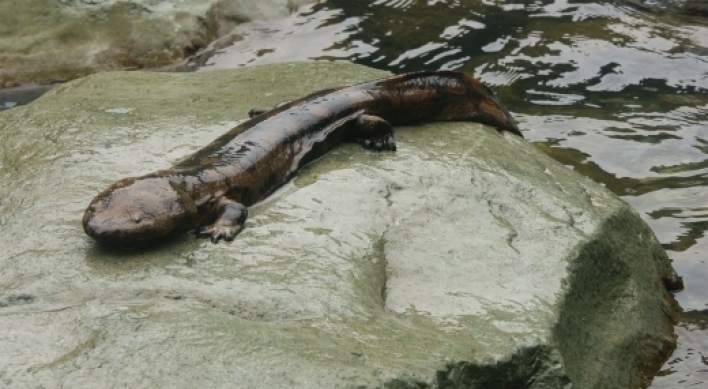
xmin=82 ymin=176 xmax=197 ymax=247
xmin=82 ymin=207 xmax=170 ymax=247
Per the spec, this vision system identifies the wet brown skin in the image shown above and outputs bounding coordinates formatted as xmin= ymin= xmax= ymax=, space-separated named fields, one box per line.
xmin=83 ymin=71 xmax=522 ymax=246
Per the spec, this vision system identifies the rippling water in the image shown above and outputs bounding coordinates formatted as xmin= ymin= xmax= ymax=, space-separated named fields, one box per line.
xmin=202 ymin=0 xmax=708 ymax=386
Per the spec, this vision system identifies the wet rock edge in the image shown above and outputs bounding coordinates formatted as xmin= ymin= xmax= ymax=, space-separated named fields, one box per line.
xmin=553 ymin=207 xmax=681 ymax=389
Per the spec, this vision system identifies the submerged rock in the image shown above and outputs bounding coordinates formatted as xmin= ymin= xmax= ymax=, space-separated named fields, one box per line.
xmin=0 ymin=62 xmax=681 ymax=388
xmin=0 ymin=0 xmax=313 ymax=88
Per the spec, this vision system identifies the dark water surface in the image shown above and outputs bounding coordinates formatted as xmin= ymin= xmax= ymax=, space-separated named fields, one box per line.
xmin=202 ymin=0 xmax=707 ymax=387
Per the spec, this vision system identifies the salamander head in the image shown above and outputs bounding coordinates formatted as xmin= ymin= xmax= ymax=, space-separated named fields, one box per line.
xmin=83 ymin=177 xmax=198 ymax=246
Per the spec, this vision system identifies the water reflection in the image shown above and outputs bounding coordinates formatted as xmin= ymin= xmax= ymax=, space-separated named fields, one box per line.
xmin=204 ymin=0 xmax=708 ymax=386
xmin=201 ymin=9 xmax=369 ymax=70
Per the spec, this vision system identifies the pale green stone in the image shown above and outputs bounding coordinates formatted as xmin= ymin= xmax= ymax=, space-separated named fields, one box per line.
xmin=0 ymin=62 xmax=680 ymax=388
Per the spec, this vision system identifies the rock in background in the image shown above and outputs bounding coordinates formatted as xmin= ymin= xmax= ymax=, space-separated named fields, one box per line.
xmin=622 ymin=0 xmax=708 ymax=15
xmin=685 ymin=0 xmax=708 ymax=15
xmin=0 ymin=62 xmax=682 ymax=388
xmin=0 ymin=0 xmax=313 ymax=88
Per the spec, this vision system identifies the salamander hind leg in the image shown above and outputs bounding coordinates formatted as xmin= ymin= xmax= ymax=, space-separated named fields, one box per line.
xmin=355 ymin=114 xmax=396 ymax=151
xmin=196 ymin=199 xmax=248 ymax=243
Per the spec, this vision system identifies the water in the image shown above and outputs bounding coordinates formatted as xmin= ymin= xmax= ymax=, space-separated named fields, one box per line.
xmin=201 ymin=0 xmax=708 ymax=386
xmin=0 ymin=84 xmax=56 ymax=111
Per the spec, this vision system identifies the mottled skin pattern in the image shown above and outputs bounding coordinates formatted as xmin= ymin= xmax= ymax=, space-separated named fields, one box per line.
xmin=83 ymin=71 xmax=522 ymax=246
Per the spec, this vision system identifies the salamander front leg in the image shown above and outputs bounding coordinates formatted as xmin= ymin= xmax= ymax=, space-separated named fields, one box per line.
xmin=196 ymin=199 xmax=248 ymax=243
xmin=248 ymin=101 xmax=293 ymax=118
xmin=248 ymin=108 xmax=269 ymax=118
xmin=355 ymin=114 xmax=396 ymax=151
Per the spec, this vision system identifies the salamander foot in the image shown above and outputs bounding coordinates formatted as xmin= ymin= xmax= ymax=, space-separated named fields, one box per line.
xmin=356 ymin=114 xmax=396 ymax=151
xmin=196 ymin=199 xmax=248 ymax=243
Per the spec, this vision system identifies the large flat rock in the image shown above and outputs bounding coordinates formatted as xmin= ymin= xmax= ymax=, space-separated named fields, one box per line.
xmin=0 ymin=62 xmax=681 ymax=388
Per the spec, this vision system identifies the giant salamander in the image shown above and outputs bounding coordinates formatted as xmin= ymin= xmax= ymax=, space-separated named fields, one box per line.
xmin=83 ymin=71 xmax=523 ymax=246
